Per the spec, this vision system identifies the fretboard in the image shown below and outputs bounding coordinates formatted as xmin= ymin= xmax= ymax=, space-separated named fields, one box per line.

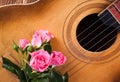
xmin=0 ymin=0 xmax=39 ymax=8
xmin=108 ymin=0 xmax=120 ymax=24
xmin=99 ymin=0 xmax=120 ymax=30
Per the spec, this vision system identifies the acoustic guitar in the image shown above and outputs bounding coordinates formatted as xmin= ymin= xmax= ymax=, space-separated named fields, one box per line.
xmin=0 ymin=0 xmax=120 ymax=82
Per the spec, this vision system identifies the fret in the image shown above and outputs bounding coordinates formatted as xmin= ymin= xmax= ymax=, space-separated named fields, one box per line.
xmin=98 ymin=0 xmax=120 ymax=30
xmin=108 ymin=5 xmax=120 ymax=24
xmin=114 ymin=0 xmax=120 ymax=12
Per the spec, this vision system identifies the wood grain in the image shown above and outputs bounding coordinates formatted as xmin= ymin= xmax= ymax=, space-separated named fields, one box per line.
xmin=0 ymin=0 xmax=120 ymax=82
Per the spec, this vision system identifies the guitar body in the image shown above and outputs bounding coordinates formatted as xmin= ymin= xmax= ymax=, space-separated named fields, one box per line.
xmin=0 ymin=0 xmax=120 ymax=82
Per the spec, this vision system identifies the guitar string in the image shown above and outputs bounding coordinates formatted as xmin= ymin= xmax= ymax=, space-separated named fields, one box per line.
xmin=69 ymin=23 xmax=117 ymax=75
xmin=67 ymin=21 xmax=117 ymax=74
xmin=66 ymin=12 xmax=109 ymax=45
xmin=82 ymin=21 xmax=116 ymax=48
xmin=70 ymin=22 xmax=118 ymax=77
xmin=78 ymin=15 xmax=113 ymax=44
xmin=59 ymin=13 xmax=114 ymax=72
xmin=1 ymin=2 xmax=116 ymax=75
xmin=75 ymin=14 xmax=116 ymax=50
xmin=59 ymin=12 xmax=113 ymax=71
xmin=69 ymin=11 xmax=119 ymax=76
xmin=65 ymin=21 xmax=117 ymax=74
xmin=8 ymin=0 xmax=119 ymax=79
xmin=71 ymin=12 xmax=118 ymax=56
xmin=58 ymin=12 xmax=110 ymax=71
xmin=61 ymin=12 xmax=118 ymax=74
xmin=69 ymin=32 xmax=117 ymax=77
xmin=68 ymin=23 xmax=117 ymax=76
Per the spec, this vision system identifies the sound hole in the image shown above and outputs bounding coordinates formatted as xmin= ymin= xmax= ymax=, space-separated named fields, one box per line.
xmin=76 ymin=14 xmax=117 ymax=52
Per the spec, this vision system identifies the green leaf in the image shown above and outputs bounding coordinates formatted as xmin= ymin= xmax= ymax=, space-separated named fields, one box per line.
xmin=24 ymin=64 xmax=38 ymax=79
xmin=24 ymin=64 xmax=49 ymax=79
xmin=2 ymin=57 xmax=21 ymax=74
xmin=31 ymin=78 xmax=49 ymax=82
xmin=2 ymin=57 xmax=26 ymax=81
xmin=49 ymin=71 xmax=63 ymax=82
xmin=63 ymin=73 xmax=69 ymax=82
xmin=44 ymin=43 xmax=52 ymax=54
xmin=24 ymin=64 xmax=44 ymax=79
xmin=24 ymin=64 xmax=32 ymax=78
xmin=36 ymin=73 xmax=50 ymax=78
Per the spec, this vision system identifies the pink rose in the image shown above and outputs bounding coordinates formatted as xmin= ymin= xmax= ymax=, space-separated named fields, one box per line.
xmin=31 ymin=30 xmax=54 ymax=47
xmin=39 ymin=30 xmax=54 ymax=42
xmin=31 ymin=31 xmax=42 ymax=47
xmin=51 ymin=51 xmax=67 ymax=66
xmin=30 ymin=50 xmax=51 ymax=72
xmin=19 ymin=39 xmax=29 ymax=50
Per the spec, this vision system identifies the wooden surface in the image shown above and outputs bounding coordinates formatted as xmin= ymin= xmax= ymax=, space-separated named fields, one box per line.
xmin=0 ymin=0 xmax=120 ymax=82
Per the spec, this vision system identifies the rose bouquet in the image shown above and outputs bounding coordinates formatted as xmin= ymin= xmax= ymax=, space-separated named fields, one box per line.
xmin=2 ymin=30 xmax=68 ymax=82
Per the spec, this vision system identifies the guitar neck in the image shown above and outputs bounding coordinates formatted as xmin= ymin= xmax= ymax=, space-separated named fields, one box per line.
xmin=0 ymin=0 xmax=39 ymax=8
xmin=98 ymin=0 xmax=120 ymax=30
xmin=108 ymin=0 xmax=120 ymax=24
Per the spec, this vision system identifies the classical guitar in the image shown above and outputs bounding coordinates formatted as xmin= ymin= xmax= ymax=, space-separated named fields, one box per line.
xmin=0 ymin=0 xmax=120 ymax=82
